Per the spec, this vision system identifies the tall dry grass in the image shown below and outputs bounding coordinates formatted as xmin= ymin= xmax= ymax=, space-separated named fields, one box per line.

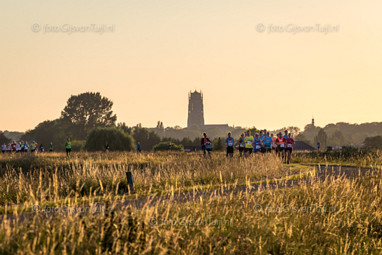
xmin=1 ymin=151 xmax=380 ymax=254
xmin=0 ymin=152 xmax=291 ymax=208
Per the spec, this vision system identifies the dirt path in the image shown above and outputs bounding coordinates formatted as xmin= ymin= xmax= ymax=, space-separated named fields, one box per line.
xmin=118 ymin=165 xmax=376 ymax=208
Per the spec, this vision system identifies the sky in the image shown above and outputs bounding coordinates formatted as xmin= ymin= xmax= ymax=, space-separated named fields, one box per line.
xmin=1 ymin=0 xmax=382 ymax=132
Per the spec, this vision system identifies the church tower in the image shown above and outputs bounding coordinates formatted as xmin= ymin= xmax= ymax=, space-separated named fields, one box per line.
xmin=187 ymin=91 xmax=204 ymax=128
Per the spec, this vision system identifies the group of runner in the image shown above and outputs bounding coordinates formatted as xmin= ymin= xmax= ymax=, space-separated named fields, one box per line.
xmin=3 ymin=132 xmax=294 ymax=162
xmin=1 ymin=138 xmax=73 ymax=157
xmin=1 ymin=141 xmax=50 ymax=153
xmin=202 ymin=129 xmax=295 ymax=164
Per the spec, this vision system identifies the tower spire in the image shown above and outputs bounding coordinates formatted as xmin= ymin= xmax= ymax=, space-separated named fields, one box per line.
xmin=187 ymin=90 xmax=204 ymax=128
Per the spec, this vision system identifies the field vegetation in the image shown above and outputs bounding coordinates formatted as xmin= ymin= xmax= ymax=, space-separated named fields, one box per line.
xmin=0 ymin=151 xmax=381 ymax=254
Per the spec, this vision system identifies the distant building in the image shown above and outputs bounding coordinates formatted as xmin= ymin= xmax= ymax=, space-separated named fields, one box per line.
xmin=294 ymin=141 xmax=315 ymax=151
xmin=187 ymin=91 xmax=204 ymax=128
xmin=187 ymin=90 xmax=228 ymax=130
xmin=204 ymin=124 xmax=229 ymax=130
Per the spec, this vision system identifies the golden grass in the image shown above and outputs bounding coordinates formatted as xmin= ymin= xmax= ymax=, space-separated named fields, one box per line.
xmin=0 ymin=151 xmax=381 ymax=254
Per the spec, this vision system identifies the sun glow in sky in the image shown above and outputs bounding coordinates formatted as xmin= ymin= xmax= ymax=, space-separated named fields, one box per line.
xmin=1 ymin=0 xmax=382 ymax=131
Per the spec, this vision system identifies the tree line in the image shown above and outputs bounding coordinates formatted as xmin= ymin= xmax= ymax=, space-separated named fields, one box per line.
xmin=6 ymin=91 xmax=382 ymax=152
xmin=16 ymin=92 xmax=229 ymax=152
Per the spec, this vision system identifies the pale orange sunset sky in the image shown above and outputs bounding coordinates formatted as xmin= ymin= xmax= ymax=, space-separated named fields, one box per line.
xmin=1 ymin=0 xmax=382 ymax=132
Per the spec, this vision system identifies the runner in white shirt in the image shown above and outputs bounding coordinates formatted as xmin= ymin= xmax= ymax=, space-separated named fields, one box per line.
xmin=16 ymin=143 xmax=21 ymax=153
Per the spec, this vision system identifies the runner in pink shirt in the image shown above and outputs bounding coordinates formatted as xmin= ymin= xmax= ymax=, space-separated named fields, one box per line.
xmin=285 ymin=133 xmax=295 ymax=164
xmin=271 ymin=133 xmax=277 ymax=153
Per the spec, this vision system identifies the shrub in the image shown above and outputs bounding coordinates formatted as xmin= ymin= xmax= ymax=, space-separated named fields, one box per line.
xmin=212 ymin=137 xmax=225 ymax=151
xmin=85 ymin=127 xmax=135 ymax=152
xmin=153 ymin=142 xmax=183 ymax=152
xmin=71 ymin=140 xmax=86 ymax=151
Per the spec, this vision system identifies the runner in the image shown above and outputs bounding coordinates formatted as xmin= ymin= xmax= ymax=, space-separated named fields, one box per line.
xmin=225 ymin=132 xmax=234 ymax=158
xmin=264 ymin=132 xmax=272 ymax=153
xmin=283 ymin=130 xmax=289 ymax=139
xmin=253 ymin=134 xmax=261 ymax=153
xmin=20 ymin=141 xmax=25 ymax=153
xmin=201 ymin=132 xmax=212 ymax=158
xmin=271 ymin=133 xmax=277 ymax=153
xmin=259 ymin=131 xmax=267 ymax=153
xmin=1 ymin=143 xmax=5 ymax=153
xmin=34 ymin=141 xmax=39 ymax=154
xmin=244 ymin=131 xmax=254 ymax=157
xmin=39 ymin=144 xmax=45 ymax=153
xmin=11 ymin=141 xmax=16 ymax=153
xmin=285 ymin=133 xmax=295 ymax=164
xmin=65 ymin=138 xmax=71 ymax=157
xmin=7 ymin=144 xmax=11 ymax=153
xmin=105 ymin=143 xmax=110 ymax=152
xmin=49 ymin=142 xmax=54 ymax=152
xmin=16 ymin=143 xmax=21 ymax=153
xmin=24 ymin=142 xmax=29 ymax=153
xmin=276 ymin=133 xmax=287 ymax=163
xmin=31 ymin=141 xmax=36 ymax=153
xmin=136 ymin=142 xmax=141 ymax=153
xmin=237 ymin=133 xmax=245 ymax=158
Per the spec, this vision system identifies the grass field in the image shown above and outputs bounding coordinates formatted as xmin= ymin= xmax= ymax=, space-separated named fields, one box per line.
xmin=0 ymin=151 xmax=381 ymax=254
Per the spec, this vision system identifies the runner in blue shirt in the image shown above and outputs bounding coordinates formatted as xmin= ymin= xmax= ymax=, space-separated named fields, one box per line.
xmin=136 ymin=142 xmax=141 ymax=153
xmin=264 ymin=132 xmax=272 ymax=153
xmin=259 ymin=131 xmax=267 ymax=153
xmin=225 ymin=132 xmax=234 ymax=158
xmin=253 ymin=134 xmax=262 ymax=153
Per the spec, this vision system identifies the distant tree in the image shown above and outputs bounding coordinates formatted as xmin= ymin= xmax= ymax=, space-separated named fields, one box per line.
xmin=295 ymin=133 xmax=312 ymax=146
xmin=153 ymin=142 xmax=183 ymax=152
xmin=304 ymin=124 xmax=315 ymax=131
xmin=363 ymin=136 xmax=382 ymax=149
xmin=156 ymin=121 xmax=164 ymax=130
xmin=286 ymin=126 xmax=301 ymax=136
xmin=192 ymin=137 xmax=202 ymax=146
xmin=2 ymin=131 xmax=23 ymax=142
xmin=117 ymin=122 xmax=132 ymax=135
xmin=329 ymin=130 xmax=347 ymax=146
xmin=85 ymin=127 xmax=135 ymax=152
xmin=132 ymin=126 xmax=160 ymax=151
xmin=61 ymin=92 xmax=117 ymax=138
xmin=180 ymin=137 xmax=193 ymax=146
xmin=21 ymin=119 xmax=71 ymax=151
xmin=314 ymin=128 xmax=328 ymax=149
xmin=212 ymin=137 xmax=225 ymax=151
xmin=161 ymin=137 xmax=181 ymax=144
xmin=0 ymin=132 xmax=10 ymax=144
xmin=248 ymin=127 xmax=260 ymax=135
xmin=301 ymin=124 xmax=320 ymax=143
xmin=71 ymin=140 xmax=86 ymax=151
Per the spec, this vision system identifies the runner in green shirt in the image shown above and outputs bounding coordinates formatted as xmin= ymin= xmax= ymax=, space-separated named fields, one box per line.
xmin=65 ymin=138 xmax=71 ymax=157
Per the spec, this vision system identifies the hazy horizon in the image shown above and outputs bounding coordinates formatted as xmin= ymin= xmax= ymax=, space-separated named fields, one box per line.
xmin=1 ymin=0 xmax=382 ymax=132
xmin=2 ymin=110 xmax=381 ymax=134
